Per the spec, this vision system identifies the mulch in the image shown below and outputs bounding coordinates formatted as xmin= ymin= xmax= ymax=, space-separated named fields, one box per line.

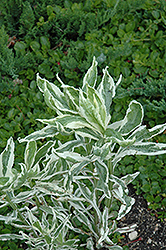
xmin=117 ymin=184 xmax=166 ymax=250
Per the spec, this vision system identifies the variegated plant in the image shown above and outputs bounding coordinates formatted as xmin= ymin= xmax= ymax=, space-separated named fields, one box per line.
xmin=0 ymin=57 xmax=166 ymax=249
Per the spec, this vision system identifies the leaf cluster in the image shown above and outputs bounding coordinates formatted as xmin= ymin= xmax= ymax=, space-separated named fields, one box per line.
xmin=0 ymin=58 xmax=166 ymax=249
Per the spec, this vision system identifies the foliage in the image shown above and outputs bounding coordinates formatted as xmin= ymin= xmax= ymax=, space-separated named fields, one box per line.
xmin=0 ymin=0 xmax=166 ymax=247
xmin=0 ymin=58 xmax=166 ymax=249
xmin=115 ymin=153 xmax=166 ymax=219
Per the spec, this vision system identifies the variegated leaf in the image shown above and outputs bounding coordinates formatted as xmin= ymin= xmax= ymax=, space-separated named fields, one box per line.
xmin=75 ymin=127 xmax=102 ymax=140
xmin=117 ymin=196 xmax=135 ymax=220
xmin=97 ymin=66 xmax=122 ymax=115
xmin=37 ymin=114 xmax=96 ymax=131
xmin=34 ymin=141 xmax=55 ymax=166
xmin=87 ymin=84 xmax=110 ymax=128
xmin=0 ymin=234 xmax=24 ymax=241
xmin=114 ymin=141 xmax=166 ymax=167
xmin=82 ymin=56 xmax=98 ymax=91
xmin=0 ymin=137 xmax=14 ymax=178
xmin=128 ymin=123 xmax=166 ymax=142
xmin=77 ymin=182 xmax=101 ymax=221
xmin=79 ymin=90 xmax=105 ymax=133
xmin=98 ymin=207 xmax=114 ymax=246
xmin=73 ymin=210 xmax=97 ymax=238
xmin=18 ymin=124 xmax=70 ymax=143
xmin=37 ymin=73 xmax=73 ymax=114
xmin=118 ymin=100 xmax=144 ymax=135
xmin=94 ymin=160 xmax=111 ymax=198
xmin=121 ymin=172 xmax=140 ymax=186
xmin=24 ymin=140 xmax=37 ymax=170
xmin=61 ymin=84 xmax=80 ymax=112
xmin=115 ymin=224 xmax=137 ymax=234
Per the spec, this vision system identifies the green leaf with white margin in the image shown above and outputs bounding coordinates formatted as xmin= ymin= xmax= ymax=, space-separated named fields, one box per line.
xmin=79 ymin=89 xmax=105 ymax=133
xmin=56 ymin=138 xmax=84 ymax=153
xmin=117 ymin=100 xmax=144 ymax=136
xmin=24 ymin=140 xmax=37 ymax=170
xmin=0 ymin=234 xmax=24 ymax=241
xmin=128 ymin=123 xmax=166 ymax=142
xmin=0 ymin=137 xmax=14 ymax=178
xmin=115 ymin=224 xmax=137 ymax=234
xmin=97 ymin=66 xmax=122 ymax=115
xmin=54 ymin=150 xmax=90 ymax=163
xmin=12 ymin=190 xmax=37 ymax=203
xmin=35 ymin=182 xmax=70 ymax=196
xmin=94 ymin=160 xmax=111 ymax=198
xmin=117 ymin=196 xmax=135 ymax=220
xmin=75 ymin=127 xmax=102 ymax=140
xmin=73 ymin=209 xmax=98 ymax=238
xmin=82 ymin=56 xmax=98 ymax=91
xmin=18 ymin=124 xmax=71 ymax=142
xmin=114 ymin=141 xmax=166 ymax=167
xmin=109 ymin=175 xmax=135 ymax=220
xmin=37 ymin=73 xmax=76 ymax=115
xmin=98 ymin=207 xmax=114 ymax=246
xmin=121 ymin=172 xmax=140 ymax=186
xmin=86 ymin=84 xmax=110 ymax=128
xmin=77 ymin=182 xmax=101 ymax=221
xmin=70 ymin=159 xmax=92 ymax=176
xmin=37 ymin=114 xmax=96 ymax=131
xmin=57 ymin=75 xmax=80 ymax=112
xmin=34 ymin=141 xmax=55 ymax=166
xmin=105 ymin=128 xmax=136 ymax=147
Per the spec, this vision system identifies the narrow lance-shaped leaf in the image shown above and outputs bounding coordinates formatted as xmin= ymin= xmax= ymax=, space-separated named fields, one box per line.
xmin=37 ymin=73 xmax=76 ymax=115
xmin=94 ymin=160 xmax=111 ymax=198
xmin=87 ymin=85 xmax=110 ymax=128
xmin=114 ymin=141 xmax=166 ymax=167
xmin=79 ymin=90 xmax=105 ymax=133
xmin=77 ymin=182 xmax=101 ymax=222
xmin=37 ymin=114 xmax=96 ymax=131
xmin=75 ymin=127 xmax=101 ymax=140
xmin=128 ymin=123 xmax=166 ymax=142
xmin=60 ymin=83 xmax=80 ymax=112
xmin=34 ymin=141 xmax=55 ymax=166
xmin=0 ymin=234 xmax=24 ymax=241
xmin=97 ymin=66 xmax=122 ymax=115
xmin=0 ymin=137 xmax=14 ymax=178
xmin=97 ymin=207 xmax=114 ymax=246
xmin=73 ymin=210 xmax=98 ymax=238
xmin=18 ymin=124 xmax=71 ymax=143
xmin=82 ymin=56 xmax=98 ymax=91
xmin=117 ymin=196 xmax=135 ymax=220
xmin=24 ymin=140 xmax=37 ymax=170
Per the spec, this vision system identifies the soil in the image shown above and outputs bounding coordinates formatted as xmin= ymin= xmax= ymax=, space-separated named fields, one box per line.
xmin=117 ymin=184 xmax=166 ymax=250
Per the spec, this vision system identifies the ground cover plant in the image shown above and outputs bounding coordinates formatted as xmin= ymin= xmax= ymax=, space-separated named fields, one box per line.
xmin=0 ymin=58 xmax=166 ymax=249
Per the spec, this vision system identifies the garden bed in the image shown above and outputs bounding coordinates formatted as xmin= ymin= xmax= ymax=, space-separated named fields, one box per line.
xmin=118 ymin=185 xmax=166 ymax=250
